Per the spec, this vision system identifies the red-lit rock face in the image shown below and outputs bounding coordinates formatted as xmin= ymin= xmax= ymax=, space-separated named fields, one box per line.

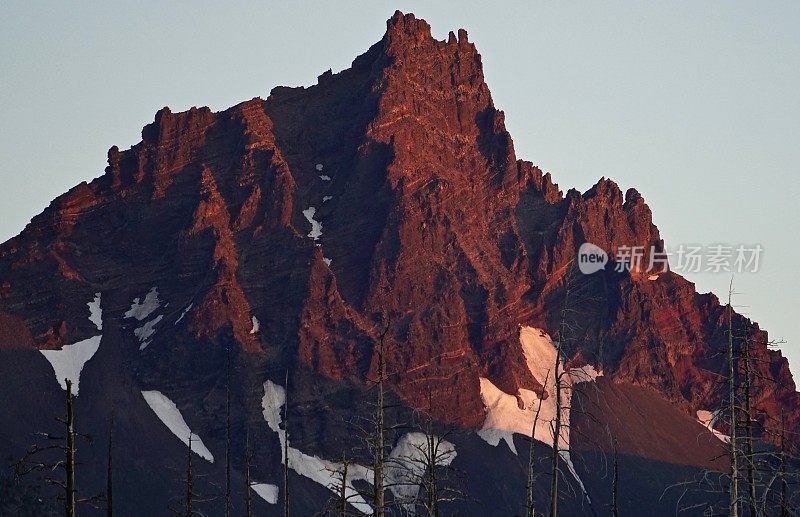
xmin=0 ymin=10 xmax=796 ymax=454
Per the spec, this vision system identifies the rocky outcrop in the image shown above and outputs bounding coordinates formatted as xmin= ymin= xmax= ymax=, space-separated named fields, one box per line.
xmin=0 ymin=10 xmax=797 ymax=515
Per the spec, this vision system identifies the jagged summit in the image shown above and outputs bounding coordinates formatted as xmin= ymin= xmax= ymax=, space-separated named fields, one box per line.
xmin=0 ymin=12 xmax=797 ymax=516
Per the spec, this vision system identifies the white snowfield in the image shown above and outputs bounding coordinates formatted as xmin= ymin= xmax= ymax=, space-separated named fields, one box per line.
xmin=261 ymin=380 xmax=373 ymax=512
xmin=124 ymin=287 xmax=160 ymax=320
xmin=124 ymin=287 xmax=163 ymax=350
xmin=302 ymin=207 xmax=323 ymax=241
xmin=477 ymin=326 xmax=600 ymax=499
xmin=261 ymin=380 xmax=453 ymax=514
xmin=40 ymin=292 xmax=103 ymax=395
xmin=251 ymin=483 xmax=279 ymax=504
xmin=175 ymin=303 xmax=193 ymax=325
xmin=250 ymin=316 xmax=260 ymax=334
xmin=386 ymin=432 xmax=457 ymax=512
xmin=141 ymin=390 xmax=214 ymax=462
xmin=696 ymin=409 xmax=731 ymax=443
xmin=88 ymin=292 xmax=102 ymax=330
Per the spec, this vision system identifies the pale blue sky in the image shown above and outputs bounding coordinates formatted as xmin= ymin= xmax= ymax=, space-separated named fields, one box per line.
xmin=2 ymin=2 xmax=798 ymax=372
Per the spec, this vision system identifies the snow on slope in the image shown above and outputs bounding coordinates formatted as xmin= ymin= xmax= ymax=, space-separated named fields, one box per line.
xmin=141 ymin=390 xmax=214 ymax=462
xmin=697 ymin=409 xmax=731 ymax=443
xmin=175 ymin=303 xmax=193 ymax=325
xmin=261 ymin=380 xmax=373 ymax=513
xmin=261 ymin=380 xmax=454 ymax=515
xmin=88 ymin=292 xmax=102 ymax=330
xmin=124 ymin=287 xmax=163 ymax=350
xmin=250 ymin=316 xmax=260 ymax=334
xmin=302 ymin=207 xmax=323 ymax=240
xmin=386 ymin=432 xmax=457 ymax=511
xmin=40 ymin=292 xmax=103 ymax=395
xmin=124 ymin=287 xmax=160 ymax=320
xmin=477 ymin=326 xmax=599 ymax=498
xmin=251 ymin=483 xmax=279 ymax=504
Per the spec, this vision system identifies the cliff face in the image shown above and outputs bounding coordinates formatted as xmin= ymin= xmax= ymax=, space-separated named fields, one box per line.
xmin=0 ymin=11 xmax=796 ymax=515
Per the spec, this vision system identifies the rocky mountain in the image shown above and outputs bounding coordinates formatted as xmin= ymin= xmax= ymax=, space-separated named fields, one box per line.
xmin=0 ymin=11 xmax=797 ymax=516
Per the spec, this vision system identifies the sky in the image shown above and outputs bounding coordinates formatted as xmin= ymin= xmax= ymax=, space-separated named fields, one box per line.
xmin=1 ymin=1 xmax=798 ymax=372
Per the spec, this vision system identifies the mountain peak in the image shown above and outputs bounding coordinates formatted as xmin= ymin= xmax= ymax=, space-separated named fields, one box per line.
xmin=1 ymin=11 xmax=798 ymax=516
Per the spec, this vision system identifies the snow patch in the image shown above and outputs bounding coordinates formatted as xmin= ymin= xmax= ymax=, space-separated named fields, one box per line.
xmin=648 ymin=274 xmax=660 ymax=281
xmin=570 ymin=364 xmax=603 ymax=383
xmin=315 ymin=163 xmax=324 ymax=171
xmin=88 ymin=292 xmax=102 ymax=330
xmin=386 ymin=432 xmax=457 ymax=511
xmin=697 ymin=409 xmax=730 ymax=443
xmin=124 ymin=287 xmax=160 ymax=320
xmin=261 ymin=380 xmax=373 ymax=514
xmin=477 ymin=327 xmax=596 ymax=499
xmin=251 ymin=483 xmax=278 ymax=504
xmin=141 ymin=390 xmax=214 ymax=462
xmin=175 ymin=303 xmax=193 ymax=325
xmin=322 ymin=196 xmax=333 ymax=203
xmin=135 ymin=315 xmax=163 ymax=350
xmin=302 ymin=207 xmax=323 ymax=240
xmin=323 ymin=258 xmax=332 ymax=266
xmin=250 ymin=316 xmax=260 ymax=334
xmin=125 ymin=287 xmax=163 ymax=349
xmin=41 ymin=336 xmax=101 ymax=395
xmin=320 ymin=175 xmax=331 ymax=181
xmin=40 ymin=293 xmax=103 ymax=395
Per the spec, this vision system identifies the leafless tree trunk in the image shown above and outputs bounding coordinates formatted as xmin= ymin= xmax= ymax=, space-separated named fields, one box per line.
xmin=779 ymin=413 xmax=789 ymax=517
xmin=372 ymin=325 xmax=389 ymax=517
xmin=225 ymin=347 xmax=232 ymax=517
xmin=322 ymin=452 xmax=357 ymax=516
xmin=106 ymin=408 xmax=114 ymax=517
xmin=65 ymin=378 xmax=76 ymax=517
xmin=15 ymin=377 xmax=102 ymax=514
xmin=612 ymin=438 xmax=619 ymax=517
xmin=339 ymin=456 xmax=350 ymax=517
xmin=741 ymin=336 xmax=757 ymax=517
xmin=526 ymin=375 xmax=547 ymax=517
xmin=185 ymin=433 xmax=194 ymax=517
xmin=244 ymin=429 xmax=252 ymax=517
xmin=284 ymin=369 xmax=290 ymax=517
xmin=549 ymin=271 xmax=577 ymax=517
xmin=727 ymin=285 xmax=739 ymax=517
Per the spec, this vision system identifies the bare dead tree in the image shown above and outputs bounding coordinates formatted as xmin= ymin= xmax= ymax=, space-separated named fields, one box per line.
xmin=167 ymin=434 xmax=222 ymax=516
xmin=65 ymin=379 xmax=75 ymax=517
xmin=779 ymin=413 xmax=789 ymax=517
xmin=526 ymin=374 xmax=548 ymax=517
xmin=726 ymin=283 xmax=740 ymax=517
xmin=225 ymin=346 xmax=232 ymax=517
xmin=371 ymin=324 xmax=390 ymax=516
xmin=611 ymin=438 xmax=619 ymax=517
xmin=185 ymin=434 xmax=194 ymax=517
xmin=284 ymin=369 xmax=290 ymax=517
xmin=14 ymin=378 xmax=101 ymax=515
xmin=741 ymin=335 xmax=757 ymax=517
xmin=106 ymin=408 xmax=114 ymax=517
xmin=322 ymin=453 xmax=358 ymax=517
xmin=389 ymin=390 xmax=466 ymax=516
xmin=549 ymin=266 xmax=582 ymax=517
xmin=337 ymin=456 xmax=350 ymax=517
xmin=244 ymin=429 xmax=252 ymax=517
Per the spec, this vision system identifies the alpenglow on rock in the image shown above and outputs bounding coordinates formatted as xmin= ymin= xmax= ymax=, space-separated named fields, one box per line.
xmin=0 ymin=10 xmax=796 ymax=516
